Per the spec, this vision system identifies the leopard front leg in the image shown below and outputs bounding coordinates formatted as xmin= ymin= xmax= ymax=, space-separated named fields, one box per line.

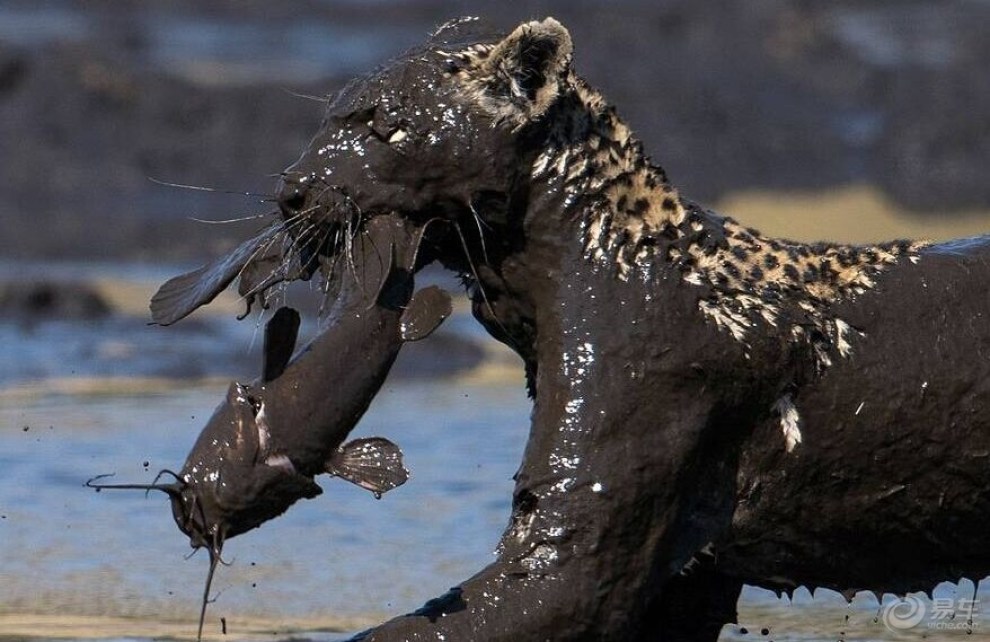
xmin=349 ymin=348 xmax=741 ymax=641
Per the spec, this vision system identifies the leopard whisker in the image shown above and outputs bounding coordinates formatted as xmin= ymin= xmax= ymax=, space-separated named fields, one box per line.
xmin=147 ymin=176 xmax=274 ymax=201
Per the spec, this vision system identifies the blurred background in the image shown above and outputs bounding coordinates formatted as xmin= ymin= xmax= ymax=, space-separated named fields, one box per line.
xmin=2 ymin=0 xmax=990 ymax=262
xmin=1 ymin=1 xmax=988 ymax=640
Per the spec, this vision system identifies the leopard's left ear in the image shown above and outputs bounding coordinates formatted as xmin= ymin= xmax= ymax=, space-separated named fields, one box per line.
xmin=458 ymin=18 xmax=573 ymax=127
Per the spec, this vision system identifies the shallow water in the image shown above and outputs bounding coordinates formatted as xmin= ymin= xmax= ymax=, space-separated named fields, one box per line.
xmin=0 ymin=261 xmax=529 ymax=639
xmin=0 ymin=380 xmax=529 ymax=639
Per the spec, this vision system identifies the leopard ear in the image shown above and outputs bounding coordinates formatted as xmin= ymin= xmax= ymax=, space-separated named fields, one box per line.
xmin=461 ymin=18 xmax=573 ymax=127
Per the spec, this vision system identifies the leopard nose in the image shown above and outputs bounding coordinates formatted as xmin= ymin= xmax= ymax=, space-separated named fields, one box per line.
xmin=275 ymin=172 xmax=308 ymax=218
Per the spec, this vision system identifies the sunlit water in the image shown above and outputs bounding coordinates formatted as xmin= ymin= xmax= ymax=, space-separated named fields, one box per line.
xmin=0 ymin=261 xmax=534 ymax=639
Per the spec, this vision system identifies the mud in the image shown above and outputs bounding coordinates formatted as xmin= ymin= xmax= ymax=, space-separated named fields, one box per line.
xmin=56 ymin=5 xmax=990 ymax=640
xmin=193 ymin=16 xmax=990 ymax=641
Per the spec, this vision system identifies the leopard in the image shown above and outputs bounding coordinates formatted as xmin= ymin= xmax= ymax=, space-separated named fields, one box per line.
xmin=155 ymin=16 xmax=990 ymax=641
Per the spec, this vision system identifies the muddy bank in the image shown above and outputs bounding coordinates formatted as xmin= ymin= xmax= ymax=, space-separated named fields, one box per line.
xmin=0 ymin=0 xmax=987 ymax=261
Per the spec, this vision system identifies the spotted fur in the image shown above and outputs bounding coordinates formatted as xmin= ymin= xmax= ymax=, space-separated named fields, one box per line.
xmin=444 ymin=19 xmax=573 ymax=129
xmin=446 ymin=24 xmax=927 ymax=372
xmin=243 ymin=18 xmax=990 ymax=638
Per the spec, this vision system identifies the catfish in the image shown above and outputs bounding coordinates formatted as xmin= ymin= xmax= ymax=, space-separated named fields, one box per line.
xmin=89 ymin=215 xmax=451 ymax=639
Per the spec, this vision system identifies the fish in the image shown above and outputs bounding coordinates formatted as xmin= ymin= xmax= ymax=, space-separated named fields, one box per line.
xmin=89 ymin=214 xmax=452 ymax=640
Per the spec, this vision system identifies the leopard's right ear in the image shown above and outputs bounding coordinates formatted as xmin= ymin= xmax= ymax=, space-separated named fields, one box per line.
xmin=454 ymin=18 xmax=573 ymax=128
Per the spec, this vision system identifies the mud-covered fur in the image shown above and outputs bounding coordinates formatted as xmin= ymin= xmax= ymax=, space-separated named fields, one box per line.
xmin=449 ymin=21 xmax=925 ymax=372
xmin=439 ymin=18 xmax=926 ymax=460
xmin=239 ymin=17 xmax=990 ymax=642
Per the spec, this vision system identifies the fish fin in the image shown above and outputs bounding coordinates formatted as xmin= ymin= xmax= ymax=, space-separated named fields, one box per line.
xmin=236 ymin=233 xmax=314 ymax=317
xmin=400 ymin=286 xmax=452 ymax=342
xmin=263 ymin=307 xmax=300 ymax=381
xmin=325 ymin=437 xmax=410 ymax=497
xmin=149 ymin=223 xmax=283 ymax=325
xmin=263 ymin=453 xmax=296 ymax=474
xmin=370 ymin=239 xmax=397 ymax=306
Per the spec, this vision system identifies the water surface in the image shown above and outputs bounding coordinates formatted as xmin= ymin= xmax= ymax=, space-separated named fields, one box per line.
xmin=1 ymin=380 xmax=530 ymax=639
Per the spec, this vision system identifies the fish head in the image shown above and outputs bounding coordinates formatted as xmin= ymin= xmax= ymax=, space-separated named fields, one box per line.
xmin=169 ymin=382 xmax=322 ymax=550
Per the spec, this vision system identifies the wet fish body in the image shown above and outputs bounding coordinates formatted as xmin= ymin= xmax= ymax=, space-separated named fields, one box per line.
xmin=90 ymin=215 xmax=451 ymax=640
xmin=171 ymin=215 xmax=452 ymax=544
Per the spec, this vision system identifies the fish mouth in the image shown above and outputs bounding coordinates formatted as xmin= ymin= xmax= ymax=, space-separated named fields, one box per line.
xmin=173 ymin=467 xmax=323 ymax=546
